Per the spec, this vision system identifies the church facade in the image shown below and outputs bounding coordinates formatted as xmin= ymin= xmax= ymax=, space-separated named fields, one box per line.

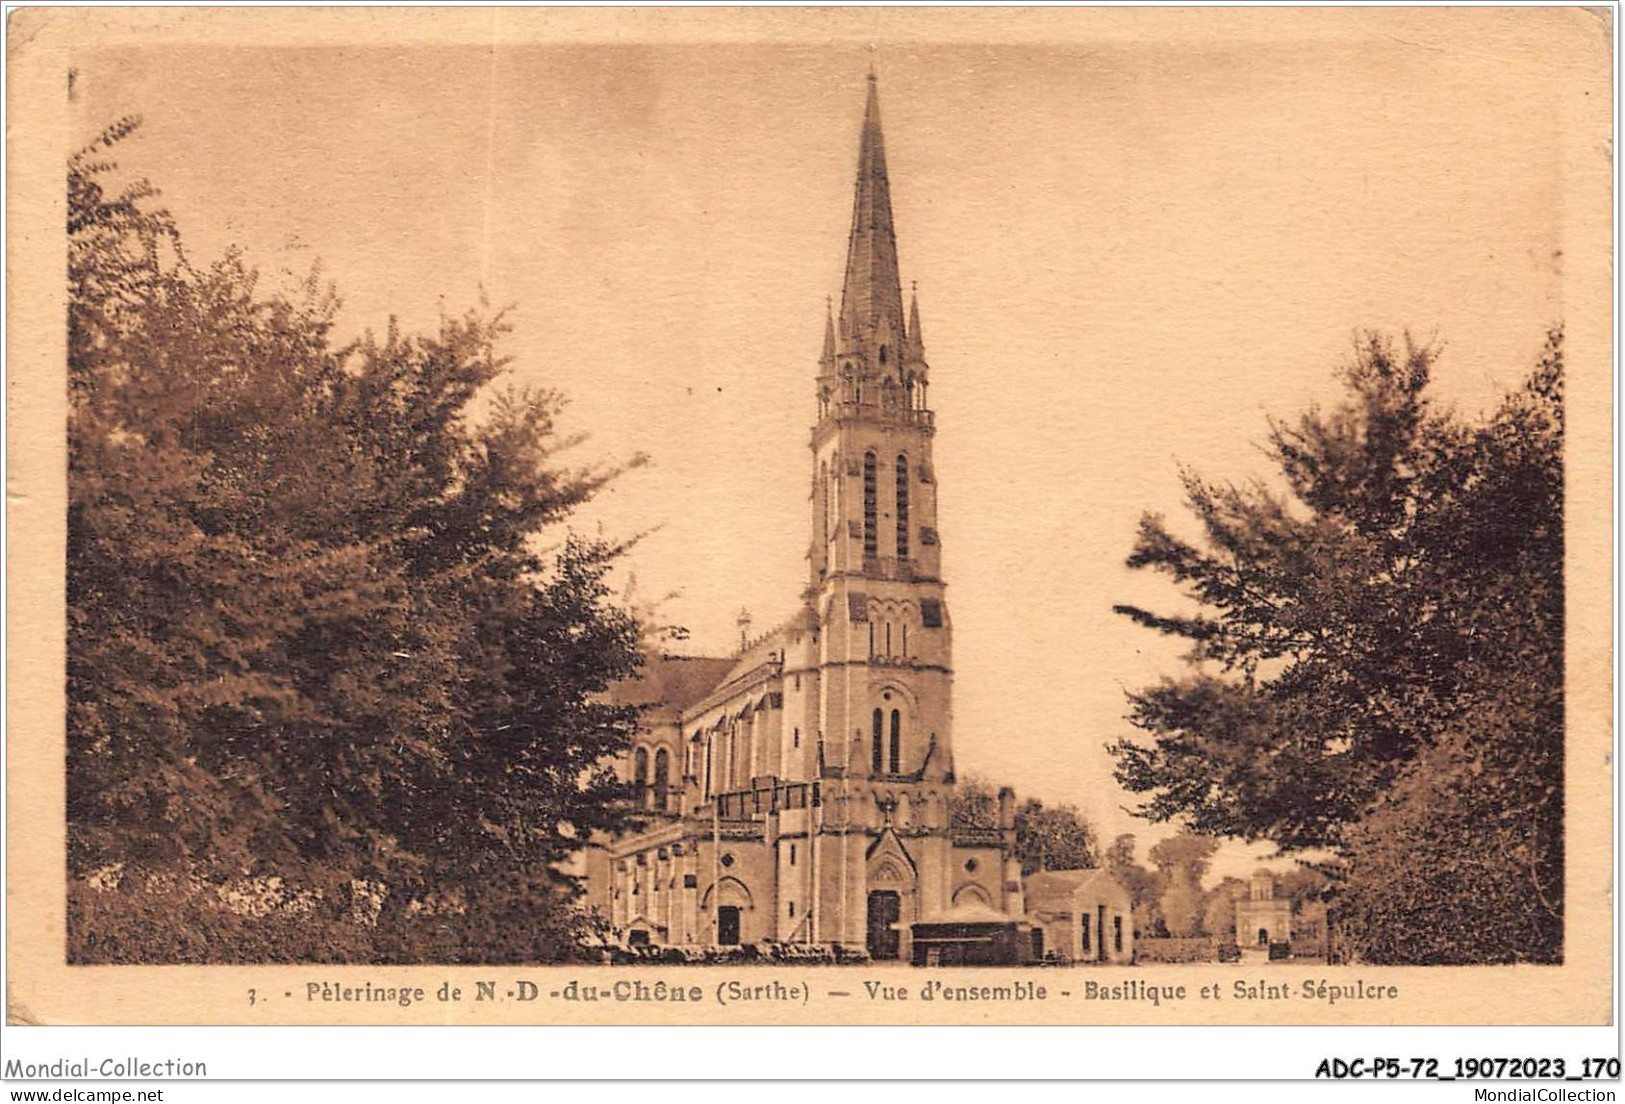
xmin=580 ymin=76 xmax=1028 ymax=963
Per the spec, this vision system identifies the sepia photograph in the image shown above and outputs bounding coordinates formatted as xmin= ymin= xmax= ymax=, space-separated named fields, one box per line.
xmin=4 ymin=5 xmax=1614 ymax=1048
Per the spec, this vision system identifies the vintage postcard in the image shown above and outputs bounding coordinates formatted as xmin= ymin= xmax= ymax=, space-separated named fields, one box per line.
xmin=5 ymin=6 xmax=1614 ymax=1034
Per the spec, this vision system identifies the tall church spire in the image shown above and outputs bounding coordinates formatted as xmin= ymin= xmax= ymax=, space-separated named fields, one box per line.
xmin=838 ymin=74 xmax=908 ymax=373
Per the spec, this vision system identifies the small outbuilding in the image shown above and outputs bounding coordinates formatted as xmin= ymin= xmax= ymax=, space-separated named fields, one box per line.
xmin=1024 ymin=870 xmax=1135 ymax=965
xmin=1234 ymin=868 xmax=1292 ymax=949
xmin=910 ymin=902 xmax=1040 ymax=966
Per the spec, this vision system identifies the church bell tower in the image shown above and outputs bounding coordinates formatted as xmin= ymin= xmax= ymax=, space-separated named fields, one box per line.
xmin=809 ymin=73 xmax=952 ymax=787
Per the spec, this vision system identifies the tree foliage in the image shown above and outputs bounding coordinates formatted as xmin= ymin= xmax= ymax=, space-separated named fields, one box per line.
xmin=1201 ymin=877 xmax=1246 ymax=940
xmin=1102 ymin=833 xmax=1165 ymax=936
xmin=1014 ymin=798 xmax=1100 ymax=875
xmin=1148 ymin=834 xmax=1219 ymax=937
xmin=1108 ymin=331 xmax=1563 ymax=963
xmin=949 ymin=779 xmax=1100 ymax=875
xmin=1147 ymin=833 xmax=1220 ymax=881
xmin=67 ymin=120 xmax=646 ymax=962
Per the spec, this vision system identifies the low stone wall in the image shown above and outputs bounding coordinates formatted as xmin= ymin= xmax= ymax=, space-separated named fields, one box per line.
xmin=1134 ymin=936 xmax=1217 ymax=963
xmin=582 ymin=941 xmax=873 ymax=966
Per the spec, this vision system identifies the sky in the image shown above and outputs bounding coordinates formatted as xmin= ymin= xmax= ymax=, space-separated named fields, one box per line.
xmin=73 ymin=13 xmax=1579 ymax=883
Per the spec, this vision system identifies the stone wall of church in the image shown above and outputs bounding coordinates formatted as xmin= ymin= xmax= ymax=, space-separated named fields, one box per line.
xmin=601 ymin=790 xmax=1013 ymax=953
xmin=683 ymin=673 xmax=785 ymax=803
xmin=778 ymin=627 xmax=822 ymax=784
xmin=690 ymin=830 xmax=776 ymax=946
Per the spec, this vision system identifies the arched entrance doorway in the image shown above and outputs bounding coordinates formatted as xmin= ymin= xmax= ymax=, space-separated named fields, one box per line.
xmin=863 ymin=828 xmax=917 ymax=961
xmin=867 ymin=890 xmax=902 ymax=960
xmin=700 ymin=876 xmax=756 ymax=946
xmin=717 ymin=906 xmax=742 ymax=946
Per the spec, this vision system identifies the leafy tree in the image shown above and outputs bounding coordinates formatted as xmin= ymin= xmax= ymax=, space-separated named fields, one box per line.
xmin=1201 ymin=877 xmax=1246 ymax=941
xmin=1275 ymin=865 xmax=1331 ymax=910
xmin=1014 ymin=798 xmax=1100 ymax=875
xmin=1147 ymin=833 xmax=1220 ymax=881
xmin=1102 ymin=833 xmax=1137 ymax=872
xmin=1336 ymin=351 xmax=1563 ymax=963
xmin=947 ymin=776 xmax=1000 ymax=832
xmin=67 ymin=119 xmax=646 ymax=962
xmin=1108 ymin=331 xmax=1563 ymax=963
xmin=1103 ymin=833 xmax=1164 ymax=936
xmin=1148 ymin=834 xmax=1219 ymax=936
xmin=948 ymin=779 xmax=1099 ymax=875
xmin=1157 ymin=879 xmax=1203 ymax=938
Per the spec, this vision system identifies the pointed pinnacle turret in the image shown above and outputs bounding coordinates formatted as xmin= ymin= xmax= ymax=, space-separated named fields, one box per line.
xmin=821 ymin=296 xmax=837 ymax=366
xmin=838 ymin=74 xmax=907 ymax=371
xmin=907 ymin=282 xmax=925 ymax=363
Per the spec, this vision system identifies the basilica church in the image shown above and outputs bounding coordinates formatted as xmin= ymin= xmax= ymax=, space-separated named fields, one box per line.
xmin=580 ymin=77 xmax=1130 ymax=966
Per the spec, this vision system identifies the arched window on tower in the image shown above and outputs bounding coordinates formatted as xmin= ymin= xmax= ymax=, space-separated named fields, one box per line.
xmin=871 ymin=709 xmax=884 ymax=776
xmin=863 ymin=452 xmax=878 ymax=558
xmin=889 ymin=710 xmax=902 ymax=775
xmin=653 ymin=748 xmax=670 ymax=813
xmin=633 ymin=747 xmax=650 ymax=809
xmin=896 ymin=455 xmax=910 ymax=559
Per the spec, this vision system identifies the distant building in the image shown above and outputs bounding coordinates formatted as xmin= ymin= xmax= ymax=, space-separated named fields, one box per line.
xmin=579 ymin=75 xmax=1028 ymax=963
xmin=1234 ymin=868 xmax=1293 ymax=948
xmin=1024 ymin=870 xmax=1136 ymax=964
